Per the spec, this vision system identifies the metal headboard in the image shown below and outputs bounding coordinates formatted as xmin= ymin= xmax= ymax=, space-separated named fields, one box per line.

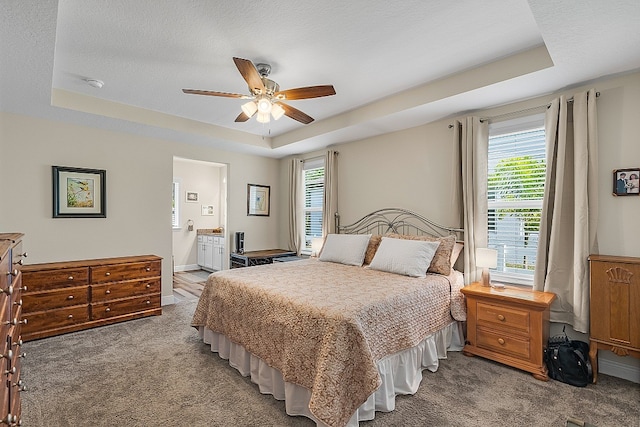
xmin=335 ymin=208 xmax=463 ymax=241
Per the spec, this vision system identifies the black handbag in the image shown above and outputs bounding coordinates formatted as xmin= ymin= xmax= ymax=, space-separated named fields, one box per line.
xmin=544 ymin=327 xmax=593 ymax=387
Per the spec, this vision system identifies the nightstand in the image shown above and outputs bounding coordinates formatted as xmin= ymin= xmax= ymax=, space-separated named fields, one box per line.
xmin=461 ymin=282 xmax=556 ymax=381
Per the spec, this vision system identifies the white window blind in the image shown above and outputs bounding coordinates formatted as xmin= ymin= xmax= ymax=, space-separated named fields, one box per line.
xmin=303 ymin=158 xmax=325 ymax=250
xmin=488 ymin=115 xmax=545 ymax=285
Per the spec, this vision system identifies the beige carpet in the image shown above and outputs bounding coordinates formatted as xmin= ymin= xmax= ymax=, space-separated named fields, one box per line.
xmin=21 ymin=300 xmax=640 ymax=426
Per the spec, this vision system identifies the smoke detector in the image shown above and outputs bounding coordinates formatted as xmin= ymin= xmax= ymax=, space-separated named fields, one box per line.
xmin=85 ymin=79 xmax=104 ymax=89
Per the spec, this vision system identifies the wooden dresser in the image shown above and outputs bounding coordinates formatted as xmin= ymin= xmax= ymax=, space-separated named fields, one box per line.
xmin=21 ymin=255 xmax=162 ymax=341
xmin=0 ymin=233 xmax=27 ymax=426
xmin=588 ymin=254 xmax=640 ymax=383
xmin=461 ymin=282 xmax=556 ymax=381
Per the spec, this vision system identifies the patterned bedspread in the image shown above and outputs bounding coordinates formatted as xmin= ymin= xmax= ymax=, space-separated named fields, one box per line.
xmin=191 ymin=259 xmax=466 ymax=427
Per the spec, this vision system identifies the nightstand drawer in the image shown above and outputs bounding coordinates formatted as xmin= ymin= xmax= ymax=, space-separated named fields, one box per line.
xmin=477 ymin=327 xmax=531 ymax=359
xmin=477 ymin=302 xmax=530 ymax=334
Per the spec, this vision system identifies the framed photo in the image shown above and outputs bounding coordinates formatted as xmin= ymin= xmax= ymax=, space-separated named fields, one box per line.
xmin=247 ymin=184 xmax=270 ymax=216
xmin=613 ymin=168 xmax=640 ymax=196
xmin=201 ymin=205 xmax=214 ymax=216
xmin=185 ymin=191 xmax=199 ymax=202
xmin=52 ymin=166 xmax=106 ymax=218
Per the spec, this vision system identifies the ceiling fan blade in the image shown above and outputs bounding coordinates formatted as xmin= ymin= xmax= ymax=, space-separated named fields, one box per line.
xmin=274 ymin=85 xmax=336 ymax=100
xmin=182 ymin=89 xmax=249 ymax=99
xmin=233 ymin=57 xmax=266 ymax=94
xmin=280 ymin=102 xmax=314 ymax=124
xmin=235 ymin=111 xmax=251 ymax=122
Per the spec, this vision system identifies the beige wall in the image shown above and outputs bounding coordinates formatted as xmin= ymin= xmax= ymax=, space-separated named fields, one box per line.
xmin=0 ymin=113 xmax=281 ymax=304
xmin=172 ymin=158 xmax=225 ymax=271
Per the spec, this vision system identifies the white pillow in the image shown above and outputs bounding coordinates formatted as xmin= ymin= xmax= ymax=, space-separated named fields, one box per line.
xmin=368 ymin=237 xmax=440 ymax=277
xmin=318 ymin=234 xmax=372 ymax=266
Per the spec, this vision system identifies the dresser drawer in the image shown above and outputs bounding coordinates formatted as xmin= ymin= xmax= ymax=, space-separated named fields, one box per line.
xmin=90 ymin=260 xmax=161 ymax=284
xmin=477 ymin=327 xmax=531 ymax=359
xmin=477 ymin=302 xmax=530 ymax=334
xmin=22 ymin=268 xmax=89 ymax=292
xmin=23 ymin=305 xmax=90 ymax=334
xmin=90 ymin=278 xmax=160 ymax=302
xmin=22 ymin=286 xmax=89 ymax=313
xmin=91 ymin=294 xmax=161 ymax=320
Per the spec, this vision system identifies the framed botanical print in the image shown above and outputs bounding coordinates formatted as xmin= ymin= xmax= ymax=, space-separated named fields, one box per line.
xmin=52 ymin=166 xmax=106 ymax=218
xmin=247 ymin=184 xmax=270 ymax=216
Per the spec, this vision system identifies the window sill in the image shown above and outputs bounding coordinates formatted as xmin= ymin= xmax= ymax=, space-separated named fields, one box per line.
xmin=491 ymin=272 xmax=533 ymax=287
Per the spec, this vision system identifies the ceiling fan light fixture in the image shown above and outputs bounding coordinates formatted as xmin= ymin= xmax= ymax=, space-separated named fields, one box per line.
xmin=271 ymin=103 xmax=285 ymax=120
xmin=257 ymin=97 xmax=272 ymax=114
xmin=256 ymin=112 xmax=271 ymax=123
xmin=241 ymin=101 xmax=258 ymax=117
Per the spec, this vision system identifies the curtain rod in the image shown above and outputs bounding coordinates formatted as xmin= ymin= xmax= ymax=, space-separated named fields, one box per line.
xmin=448 ymin=91 xmax=600 ymax=129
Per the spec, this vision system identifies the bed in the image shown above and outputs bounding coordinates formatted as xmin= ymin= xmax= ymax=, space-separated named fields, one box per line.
xmin=191 ymin=208 xmax=465 ymax=427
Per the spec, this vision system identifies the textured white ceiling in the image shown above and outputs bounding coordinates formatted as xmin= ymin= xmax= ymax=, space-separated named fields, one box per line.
xmin=2 ymin=0 xmax=640 ymax=158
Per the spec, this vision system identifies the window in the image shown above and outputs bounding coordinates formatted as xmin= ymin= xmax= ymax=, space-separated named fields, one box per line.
xmin=487 ymin=115 xmax=545 ymax=285
xmin=172 ymin=180 xmax=180 ymax=229
xmin=302 ymin=158 xmax=325 ymax=252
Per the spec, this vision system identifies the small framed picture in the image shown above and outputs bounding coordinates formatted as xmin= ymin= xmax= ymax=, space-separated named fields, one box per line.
xmin=186 ymin=191 xmax=199 ymax=202
xmin=247 ymin=184 xmax=270 ymax=216
xmin=201 ymin=205 xmax=214 ymax=216
xmin=52 ymin=166 xmax=106 ymax=218
xmin=613 ymin=168 xmax=640 ymax=196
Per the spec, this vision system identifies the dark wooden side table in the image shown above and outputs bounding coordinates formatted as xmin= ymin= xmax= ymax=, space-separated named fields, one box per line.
xmin=230 ymin=249 xmax=297 ymax=268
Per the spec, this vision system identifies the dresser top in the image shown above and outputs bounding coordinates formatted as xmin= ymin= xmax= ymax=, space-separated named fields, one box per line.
xmin=589 ymin=254 xmax=640 ymax=264
xmin=0 ymin=233 xmax=24 ymax=259
xmin=22 ymin=254 xmax=162 ymax=272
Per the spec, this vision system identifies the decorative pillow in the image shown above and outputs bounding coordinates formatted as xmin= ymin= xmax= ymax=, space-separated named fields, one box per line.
xmin=386 ymin=233 xmax=456 ymax=275
xmin=318 ymin=233 xmax=372 ymax=266
xmin=450 ymin=242 xmax=464 ymax=266
xmin=368 ymin=237 xmax=440 ymax=278
xmin=363 ymin=234 xmax=382 ymax=265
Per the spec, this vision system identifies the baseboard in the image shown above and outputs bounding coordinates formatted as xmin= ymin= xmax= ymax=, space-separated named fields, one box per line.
xmin=599 ymin=357 xmax=640 ymax=384
xmin=174 ymin=263 xmax=199 ymax=272
xmin=161 ymin=295 xmax=176 ymax=306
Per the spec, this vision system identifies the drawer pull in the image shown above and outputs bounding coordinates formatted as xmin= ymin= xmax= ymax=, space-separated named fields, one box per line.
xmin=497 ymin=314 xmax=505 ymax=321
xmin=7 ymin=318 xmax=27 ymax=326
xmin=17 ymin=352 xmax=26 ymax=359
xmin=68 ymin=276 xmax=74 ymax=280
xmin=145 ymin=284 xmax=151 ymax=289
xmin=105 ymin=290 xmax=111 ymax=294
xmin=67 ymin=295 xmax=74 ymax=300
xmin=13 ymin=299 xmax=22 ymax=307
xmin=497 ymin=338 xmax=505 ymax=345
xmin=13 ymin=259 xmax=23 ymax=266
xmin=146 ymin=300 xmax=151 ymax=305
xmin=1 ymin=350 xmax=13 ymax=360
xmin=12 ymin=340 xmax=22 ymax=348
xmin=105 ymin=308 xmax=111 ymax=313
xmin=18 ymin=285 xmax=27 ymax=292
xmin=105 ymin=272 xmax=111 ymax=276
xmin=146 ymin=267 xmax=151 ymax=272
xmin=67 ymin=314 xmax=73 ymax=319
xmin=4 ymin=367 xmax=16 ymax=376
xmin=2 ymin=286 xmax=12 ymax=296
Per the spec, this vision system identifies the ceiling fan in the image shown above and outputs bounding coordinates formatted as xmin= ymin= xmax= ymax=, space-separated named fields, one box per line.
xmin=182 ymin=57 xmax=336 ymax=125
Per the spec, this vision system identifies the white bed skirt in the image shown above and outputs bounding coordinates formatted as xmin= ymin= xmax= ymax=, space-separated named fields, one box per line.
xmin=198 ymin=321 xmax=464 ymax=427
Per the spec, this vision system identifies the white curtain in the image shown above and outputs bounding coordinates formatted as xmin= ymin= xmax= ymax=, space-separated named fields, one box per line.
xmin=322 ymin=150 xmax=338 ymax=236
xmin=288 ymin=158 xmax=304 ymax=254
xmin=533 ymin=89 xmax=598 ymax=333
xmin=455 ymin=117 xmax=489 ymax=285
